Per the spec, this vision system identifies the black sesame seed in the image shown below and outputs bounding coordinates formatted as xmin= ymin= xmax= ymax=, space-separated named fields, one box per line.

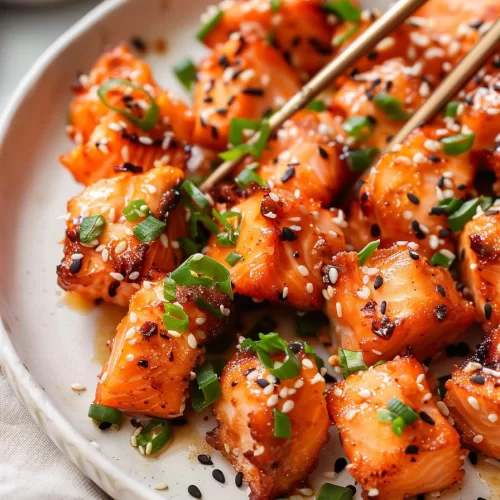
xmin=197 ymin=454 xmax=213 ymax=465
xmin=218 ymin=54 xmax=230 ymax=68
xmin=69 ymin=257 xmax=82 ymax=274
xmin=428 ymin=154 xmax=441 ymax=163
xmin=370 ymin=224 xmax=381 ymax=237
xmin=281 ymin=167 xmax=296 ymax=183
xmin=367 ymin=50 xmax=378 ymax=60
xmin=470 ymin=375 xmax=486 ymax=385
xmin=108 ymin=281 xmax=120 ymax=297
xmin=409 ymin=248 xmax=420 ymax=260
xmin=469 ymin=19 xmax=484 ymax=29
xmin=256 ymin=378 xmax=270 ymax=388
xmin=405 ymin=445 xmax=419 ymax=454
xmin=98 ymin=422 xmax=112 ymax=430
xmin=468 ymin=451 xmax=478 ymax=465
xmin=485 ymin=303 xmax=493 ymax=320
xmin=130 ymin=37 xmax=146 ymax=52
xmin=137 ymin=360 xmax=149 ymax=368
xmin=280 ymin=227 xmax=297 ymax=242
xmin=188 ymin=485 xmax=202 ymax=498
xmin=242 ymin=87 xmax=264 ymax=96
xmin=457 ymin=183 xmax=467 ymax=191
xmin=436 ymin=285 xmax=446 ymax=297
xmin=131 ymin=418 xmax=141 ymax=428
xmin=439 ymin=228 xmax=451 ymax=238
xmin=235 ymin=472 xmax=243 ymax=488
xmin=419 ymin=411 xmax=435 ymax=425
xmin=212 ymin=469 xmax=225 ymax=483
xmin=435 ymin=304 xmax=447 ymax=322
xmin=373 ymin=275 xmax=384 ymax=290
xmin=334 ymin=457 xmax=348 ymax=473
xmin=380 ymin=300 xmax=387 ymax=315
xmin=407 ymin=193 xmax=420 ymax=205
xmin=318 ymin=146 xmax=329 ymax=159
xmin=430 ymin=206 xmax=446 ymax=215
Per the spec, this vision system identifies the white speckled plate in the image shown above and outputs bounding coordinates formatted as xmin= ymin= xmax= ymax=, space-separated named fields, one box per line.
xmin=0 ymin=0 xmax=497 ymax=498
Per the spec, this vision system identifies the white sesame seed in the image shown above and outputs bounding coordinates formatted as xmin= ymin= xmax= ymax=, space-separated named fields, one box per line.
xmin=269 ymin=192 xmax=280 ymax=202
xmin=463 ymin=362 xmax=482 ymax=373
xmin=358 ymin=389 xmax=371 ymax=399
xmin=437 ymin=401 xmax=450 ymax=416
xmin=282 ymin=286 xmax=289 ymax=299
xmin=336 ymin=302 xmax=343 ymax=317
xmin=333 ymin=387 xmax=343 ymax=397
xmin=413 ymin=152 xmax=427 ymax=164
xmin=298 ymin=488 xmax=314 ymax=497
xmin=279 ymin=387 xmax=288 ymax=398
xmin=129 ymin=271 xmax=140 ymax=281
xmin=71 ymin=383 xmax=86 ymax=391
xmin=114 ymin=241 xmax=127 ymax=255
xmin=247 ymin=370 xmax=259 ymax=381
xmin=345 ymin=409 xmax=358 ymax=421
xmin=302 ymin=359 xmax=314 ymax=369
xmin=125 ymin=328 xmax=135 ymax=339
xmin=282 ymin=400 xmax=295 ymax=413
xmin=294 ymin=379 xmax=304 ymax=389
xmin=263 ymin=383 xmax=274 ymax=395
xmin=146 ymin=442 xmax=153 ymax=455
xmin=297 ymin=265 xmax=309 ymax=276
xmin=155 ymin=483 xmax=169 ymax=491
xmin=290 ymin=225 xmax=301 ymax=231
xmin=488 ymin=414 xmax=498 ymax=423
xmin=126 ymin=354 xmax=135 ymax=362
xmin=368 ymin=489 xmax=380 ymax=497
xmin=138 ymin=136 xmax=153 ymax=145
xmin=422 ymin=392 xmax=432 ymax=402
xmin=310 ymin=373 xmax=325 ymax=385
xmin=71 ymin=253 xmax=83 ymax=260
xmin=473 ymin=434 xmax=484 ymax=444
xmin=468 ymin=396 xmax=480 ymax=411
xmin=306 ymin=283 xmax=314 ymax=294
xmin=417 ymin=374 xmax=425 ymax=384
xmin=109 ymin=272 xmax=124 ymax=281
xmin=195 ymin=316 xmax=206 ymax=325
xmin=267 ymin=394 xmax=279 ymax=407
xmin=187 ymin=334 xmax=197 ymax=349
xmin=254 ymin=445 xmax=265 ymax=456
xmin=129 ymin=312 xmax=137 ymax=324
xmin=328 ymin=267 xmax=339 ymax=284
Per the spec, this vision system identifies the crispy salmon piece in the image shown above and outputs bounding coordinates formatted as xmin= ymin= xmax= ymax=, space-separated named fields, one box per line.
xmin=205 ymin=189 xmax=346 ymax=310
xmin=95 ymin=278 xmax=232 ymax=418
xmin=458 ymin=211 xmax=500 ymax=329
xmin=208 ymin=344 xmax=330 ymax=500
xmin=192 ymin=34 xmax=301 ymax=150
xmin=201 ymin=0 xmax=334 ymax=78
xmin=327 ymin=356 xmax=465 ymax=499
xmin=248 ymin=110 xmax=347 ymax=206
xmin=445 ymin=328 xmax=500 ymax=458
xmin=323 ymin=244 xmax=475 ymax=365
xmin=57 ymin=166 xmax=186 ymax=307
xmin=346 ymin=125 xmax=475 ymax=258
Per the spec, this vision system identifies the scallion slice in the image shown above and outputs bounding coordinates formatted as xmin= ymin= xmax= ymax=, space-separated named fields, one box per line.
xmin=170 ymin=254 xmax=233 ymax=298
xmin=306 ymin=99 xmax=326 ymax=112
xmin=163 ymin=302 xmax=189 ymax=332
xmin=333 ymin=23 xmax=359 ymax=47
xmin=228 ymin=118 xmax=262 ymax=146
xmin=234 ymin=162 xmax=266 ymax=189
xmin=444 ymin=101 xmax=460 ymax=118
xmin=317 ymin=482 xmax=354 ymax=500
xmin=213 ymin=209 xmax=241 ymax=247
xmin=196 ymin=9 xmax=224 ymax=41
xmin=441 ymin=133 xmax=475 ymax=155
xmin=133 ymin=215 xmax=166 ymax=242
xmin=173 ymin=58 xmax=197 ymax=91
xmin=97 ymin=78 xmax=159 ymax=131
xmin=219 ymin=119 xmax=270 ymax=161
xmin=429 ymin=250 xmax=455 ymax=269
xmin=191 ymin=362 xmax=223 ymax=411
xmin=194 ymin=297 xmax=224 ymax=319
xmin=346 ymin=147 xmax=379 ymax=172
xmin=163 ymin=277 xmax=177 ymax=301
xmin=273 ymin=408 xmax=291 ymax=438
xmin=436 ymin=197 xmax=463 ymax=214
xmin=323 ymin=0 xmax=361 ymax=22
xmin=342 ymin=116 xmax=374 ymax=141
xmin=377 ymin=408 xmax=397 ymax=423
xmin=391 ymin=416 xmax=407 ymax=436
xmin=123 ymin=199 xmax=149 ymax=222
xmin=387 ymin=397 xmax=418 ymax=423
xmin=80 ymin=215 xmax=106 ymax=243
xmin=182 ymin=179 xmax=211 ymax=210
xmin=357 ymin=239 xmax=380 ymax=266
xmin=447 ymin=196 xmax=492 ymax=232
xmin=225 ymin=252 xmax=243 ymax=266
xmin=136 ymin=419 xmax=173 ymax=454
xmin=88 ymin=403 xmax=122 ymax=426
xmin=338 ymin=348 xmax=367 ymax=379
xmin=374 ymin=93 xmax=411 ymax=121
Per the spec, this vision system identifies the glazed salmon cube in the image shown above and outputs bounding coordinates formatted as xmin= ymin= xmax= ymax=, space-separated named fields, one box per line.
xmin=205 ymin=189 xmax=346 ymax=310
xmin=323 ymin=244 xmax=475 ymax=365
xmin=327 ymin=356 xmax=465 ymax=499
xmin=57 ymin=166 xmax=186 ymax=307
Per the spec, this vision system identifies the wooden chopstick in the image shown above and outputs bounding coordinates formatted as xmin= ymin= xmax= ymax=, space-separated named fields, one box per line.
xmin=386 ymin=18 xmax=500 ymax=151
xmin=200 ymin=0 xmax=428 ymax=192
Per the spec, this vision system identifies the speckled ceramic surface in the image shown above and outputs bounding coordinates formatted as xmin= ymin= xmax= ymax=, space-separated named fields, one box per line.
xmin=0 ymin=0 xmax=498 ymax=498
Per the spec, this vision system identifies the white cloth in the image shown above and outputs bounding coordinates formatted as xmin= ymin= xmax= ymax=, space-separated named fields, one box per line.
xmin=0 ymin=2 xmax=107 ymax=498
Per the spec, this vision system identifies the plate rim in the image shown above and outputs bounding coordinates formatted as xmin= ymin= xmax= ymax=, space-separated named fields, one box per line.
xmin=0 ymin=0 xmax=162 ymax=498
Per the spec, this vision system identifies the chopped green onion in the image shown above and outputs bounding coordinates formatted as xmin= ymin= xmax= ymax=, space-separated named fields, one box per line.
xmin=338 ymin=348 xmax=367 ymax=379
xmin=228 ymin=118 xmax=262 ymax=146
xmin=391 ymin=416 xmax=407 ymax=436
xmin=273 ymin=408 xmax=291 ymax=438
xmin=80 ymin=215 xmax=106 ymax=243
xmin=323 ymin=0 xmax=361 ymax=22
xmin=163 ymin=277 xmax=177 ymax=301
xmin=133 ymin=215 xmax=166 ymax=242
xmin=270 ymin=0 xmax=281 ymax=12
xmin=447 ymin=196 xmax=492 ymax=232
xmin=441 ymin=133 xmax=475 ymax=155
xmin=357 ymin=239 xmax=380 ymax=266
xmin=374 ymin=93 xmax=411 ymax=121
xmin=444 ymin=101 xmax=460 ymax=118
xmin=173 ymin=58 xmax=197 ymax=91
xmin=163 ymin=302 xmax=189 ymax=332
xmin=245 ymin=316 xmax=278 ymax=340
xmin=225 ymin=252 xmax=243 ymax=266
xmin=182 ymin=179 xmax=211 ymax=210
xmin=306 ymin=99 xmax=327 ymax=112
xmin=437 ymin=197 xmax=463 ymax=214
xmin=170 ymin=254 xmax=233 ymax=298
xmin=332 ymin=23 xmax=359 ymax=47
xmin=88 ymin=403 xmax=122 ymax=425
xmin=429 ymin=250 xmax=455 ymax=269
xmin=377 ymin=408 xmax=397 ymax=423
xmin=97 ymin=78 xmax=159 ymax=131
xmin=346 ymin=147 xmax=379 ymax=172
xmin=219 ymin=119 xmax=270 ymax=161
xmin=295 ymin=311 xmax=329 ymax=337
xmin=234 ymin=162 xmax=266 ymax=189
xmin=191 ymin=362 xmax=222 ymax=411
xmin=194 ymin=297 xmax=224 ymax=319
xmin=136 ymin=419 xmax=173 ymax=454
xmin=387 ymin=397 xmax=418 ymax=424
xmin=123 ymin=199 xmax=149 ymax=222
xmin=317 ymin=482 xmax=354 ymax=500
xmin=242 ymin=332 xmax=301 ymax=379
xmin=196 ymin=9 xmax=224 ymax=41
xmin=213 ymin=209 xmax=241 ymax=247
xmin=342 ymin=116 xmax=374 ymax=141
